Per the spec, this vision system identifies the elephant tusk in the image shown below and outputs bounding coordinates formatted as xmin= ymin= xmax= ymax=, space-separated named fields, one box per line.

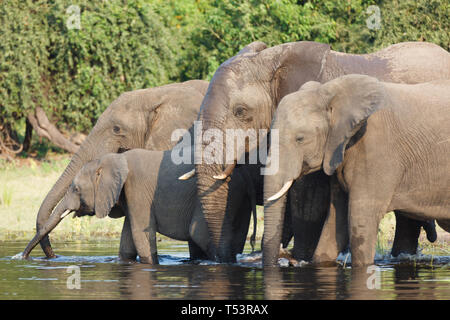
xmin=267 ymin=180 xmax=293 ymax=202
xmin=60 ymin=209 xmax=71 ymax=219
xmin=213 ymin=162 xmax=236 ymax=180
xmin=178 ymin=169 xmax=195 ymax=180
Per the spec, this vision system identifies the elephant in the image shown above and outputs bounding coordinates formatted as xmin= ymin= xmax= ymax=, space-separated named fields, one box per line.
xmin=31 ymin=79 xmax=209 ymax=259
xmin=265 ymin=74 xmax=450 ymax=267
xmin=22 ymin=146 xmax=257 ymax=263
xmin=189 ymin=40 xmax=449 ymax=263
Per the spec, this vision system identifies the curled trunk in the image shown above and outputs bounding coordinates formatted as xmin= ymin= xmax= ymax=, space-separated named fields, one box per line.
xmin=35 ymin=143 xmax=92 ymax=258
xmin=23 ymin=197 xmax=71 ymax=258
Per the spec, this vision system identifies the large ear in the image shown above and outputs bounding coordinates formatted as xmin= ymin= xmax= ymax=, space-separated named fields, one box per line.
xmin=237 ymin=41 xmax=268 ymax=55
xmin=94 ymin=154 xmax=128 ymax=218
xmin=320 ymin=75 xmax=386 ymax=175
xmin=142 ymin=82 xmax=207 ymax=150
xmin=260 ymin=41 xmax=331 ymax=103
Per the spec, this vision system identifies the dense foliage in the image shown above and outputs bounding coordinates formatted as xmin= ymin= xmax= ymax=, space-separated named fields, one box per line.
xmin=1 ymin=0 xmax=178 ymax=134
xmin=0 ymin=0 xmax=448 ymax=155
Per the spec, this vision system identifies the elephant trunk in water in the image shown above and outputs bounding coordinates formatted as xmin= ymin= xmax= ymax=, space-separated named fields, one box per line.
xmin=35 ymin=133 xmax=99 ymax=258
xmin=23 ymin=197 xmax=73 ymax=259
xmin=196 ymin=162 xmax=234 ymax=262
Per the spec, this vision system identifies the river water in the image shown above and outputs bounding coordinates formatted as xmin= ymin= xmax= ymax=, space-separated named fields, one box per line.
xmin=1 ymin=240 xmax=449 ymax=300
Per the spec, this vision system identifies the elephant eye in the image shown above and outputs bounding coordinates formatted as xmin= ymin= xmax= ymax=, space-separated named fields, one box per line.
xmin=296 ymin=136 xmax=304 ymax=143
xmin=234 ymin=105 xmax=247 ymax=118
xmin=234 ymin=105 xmax=252 ymax=122
xmin=113 ymin=125 xmax=121 ymax=134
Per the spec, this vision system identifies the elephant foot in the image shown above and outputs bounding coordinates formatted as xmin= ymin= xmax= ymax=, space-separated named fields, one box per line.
xmin=278 ymin=248 xmax=307 ymax=267
xmin=43 ymin=246 xmax=57 ymax=259
xmin=139 ymin=254 xmax=159 ymax=265
xmin=119 ymin=251 xmax=138 ymax=263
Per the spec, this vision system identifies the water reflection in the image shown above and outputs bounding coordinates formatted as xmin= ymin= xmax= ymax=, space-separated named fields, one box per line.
xmin=0 ymin=241 xmax=449 ymax=300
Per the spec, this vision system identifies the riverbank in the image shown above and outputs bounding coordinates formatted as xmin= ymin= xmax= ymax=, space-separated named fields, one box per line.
xmin=0 ymin=155 xmax=448 ymax=256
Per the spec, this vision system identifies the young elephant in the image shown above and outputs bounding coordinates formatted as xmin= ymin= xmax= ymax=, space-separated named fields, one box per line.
xmin=23 ymin=148 xmax=256 ymax=264
xmin=264 ymin=74 xmax=450 ymax=267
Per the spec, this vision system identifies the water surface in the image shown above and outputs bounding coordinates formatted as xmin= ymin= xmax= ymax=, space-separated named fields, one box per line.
xmin=1 ymin=240 xmax=449 ymax=300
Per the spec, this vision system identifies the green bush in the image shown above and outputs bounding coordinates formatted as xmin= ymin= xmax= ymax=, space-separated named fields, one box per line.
xmin=0 ymin=0 xmax=448 ymax=154
xmin=0 ymin=0 xmax=178 ymax=135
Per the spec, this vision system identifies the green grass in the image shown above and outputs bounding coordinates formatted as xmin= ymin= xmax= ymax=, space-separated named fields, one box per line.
xmin=0 ymin=156 xmax=124 ymax=241
xmin=0 ymin=156 xmax=448 ymax=257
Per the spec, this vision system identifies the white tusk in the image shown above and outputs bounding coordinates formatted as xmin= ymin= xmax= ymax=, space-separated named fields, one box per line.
xmin=213 ymin=162 xmax=236 ymax=180
xmin=60 ymin=209 xmax=71 ymax=219
xmin=213 ymin=173 xmax=228 ymax=180
xmin=267 ymin=180 xmax=293 ymax=202
xmin=178 ymin=169 xmax=195 ymax=180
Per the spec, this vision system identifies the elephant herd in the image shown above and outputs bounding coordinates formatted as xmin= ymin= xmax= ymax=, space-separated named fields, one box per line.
xmin=21 ymin=41 xmax=450 ymax=268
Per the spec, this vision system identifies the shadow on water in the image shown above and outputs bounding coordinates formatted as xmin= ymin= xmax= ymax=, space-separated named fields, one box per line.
xmin=0 ymin=240 xmax=449 ymax=300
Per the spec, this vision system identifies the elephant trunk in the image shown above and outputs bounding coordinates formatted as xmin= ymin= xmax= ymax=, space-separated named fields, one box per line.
xmin=23 ymin=197 xmax=72 ymax=259
xmin=196 ymin=163 xmax=234 ymax=262
xmin=35 ymin=136 xmax=97 ymax=258
xmin=263 ymin=178 xmax=289 ymax=267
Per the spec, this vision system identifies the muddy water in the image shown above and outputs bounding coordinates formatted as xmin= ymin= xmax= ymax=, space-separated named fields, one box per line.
xmin=0 ymin=240 xmax=449 ymax=300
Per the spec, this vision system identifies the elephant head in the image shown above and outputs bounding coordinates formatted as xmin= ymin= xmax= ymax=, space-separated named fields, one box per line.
xmin=263 ymin=74 xmax=385 ymax=266
xmin=33 ymin=80 xmax=208 ymax=258
xmin=190 ymin=41 xmax=331 ymax=261
xmin=23 ymin=154 xmax=129 ymax=258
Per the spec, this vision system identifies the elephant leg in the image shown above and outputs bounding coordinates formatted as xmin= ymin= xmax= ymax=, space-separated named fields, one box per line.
xmin=313 ymin=175 xmax=348 ymax=264
xmin=127 ymin=201 xmax=158 ymax=265
xmin=348 ymin=193 xmax=388 ymax=267
xmin=231 ymin=198 xmax=252 ymax=256
xmin=189 ymin=203 xmax=214 ymax=260
xmin=391 ymin=212 xmax=422 ymax=257
xmin=289 ymin=172 xmax=331 ymax=261
xmin=188 ymin=240 xmax=209 ymax=260
xmin=281 ymin=202 xmax=293 ymax=249
xmin=118 ymin=215 xmax=138 ymax=262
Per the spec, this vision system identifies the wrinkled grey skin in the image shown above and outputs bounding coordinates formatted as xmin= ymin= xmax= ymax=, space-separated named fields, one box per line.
xmin=33 ymin=80 xmax=209 ymax=258
xmin=23 ymin=148 xmax=257 ymax=263
xmin=266 ymin=75 xmax=450 ymax=267
xmin=195 ymin=40 xmax=449 ymax=263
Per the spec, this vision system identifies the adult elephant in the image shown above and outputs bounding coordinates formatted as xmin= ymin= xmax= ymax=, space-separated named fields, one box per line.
xmin=34 ymin=80 xmax=209 ymax=258
xmin=191 ymin=40 xmax=449 ymax=263
xmin=266 ymin=75 xmax=450 ymax=266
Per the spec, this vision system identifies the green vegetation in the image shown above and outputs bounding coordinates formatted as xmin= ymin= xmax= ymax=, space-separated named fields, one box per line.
xmin=0 ymin=156 xmax=124 ymax=240
xmin=1 ymin=0 xmax=448 ymax=156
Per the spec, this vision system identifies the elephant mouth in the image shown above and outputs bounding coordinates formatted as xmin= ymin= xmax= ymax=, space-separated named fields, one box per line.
xmin=118 ymin=147 xmax=129 ymax=153
xmin=73 ymin=209 xmax=95 ymax=218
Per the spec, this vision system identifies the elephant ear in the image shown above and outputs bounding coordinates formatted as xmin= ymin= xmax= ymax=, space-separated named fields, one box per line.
xmin=321 ymin=75 xmax=386 ymax=175
xmin=142 ymin=84 xmax=207 ymax=150
xmin=237 ymin=41 xmax=268 ymax=55
xmin=260 ymin=41 xmax=331 ymax=103
xmin=94 ymin=154 xmax=129 ymax=219
xmin=298 ymin=81 xmax=321 ymax=91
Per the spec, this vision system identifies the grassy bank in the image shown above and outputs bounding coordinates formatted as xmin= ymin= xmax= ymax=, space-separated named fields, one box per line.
xmin=0 ymin=155 xmax=124 ymax=241
xmin=0 ymin=156 xmax=448 ymax=256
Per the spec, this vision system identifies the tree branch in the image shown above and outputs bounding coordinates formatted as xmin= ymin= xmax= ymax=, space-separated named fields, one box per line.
xmin=27 ymin=106 xmax=79 ymax=154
